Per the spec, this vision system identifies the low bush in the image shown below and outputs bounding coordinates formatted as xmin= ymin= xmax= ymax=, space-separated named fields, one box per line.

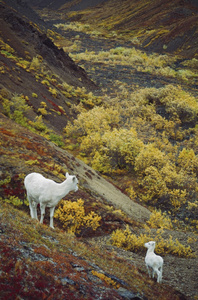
xmin=146 ymin=209 xmax=173 ymax=229
xmin=111 ymin=225 xmax=194 ymax=257
xmin=54 ymin=199 xmax=101 ymax=235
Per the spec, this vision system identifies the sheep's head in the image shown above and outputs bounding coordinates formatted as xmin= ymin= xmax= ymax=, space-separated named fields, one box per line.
xmin=66 ymin=172 xmax=78 ymax=192
xmin=144 ymin=241 xmax=156 ymax=249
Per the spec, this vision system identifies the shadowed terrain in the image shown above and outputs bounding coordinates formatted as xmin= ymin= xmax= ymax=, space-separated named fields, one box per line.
xmin=0 ymin=1 xmax=198 ymax=299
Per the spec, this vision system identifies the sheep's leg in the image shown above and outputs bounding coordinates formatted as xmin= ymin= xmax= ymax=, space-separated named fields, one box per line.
xmin=49 ymin=206 xmax=55 ymax=229
xmin=27 ymin=193 xmax=33 ymax=218
xmin=146 ymin=265 xmax=151 ymax=277
xmin=40 ymin=203 xmax=46 ymax=224
xmin=28 ymin=196 xmax=38 ymax=219
xmin=29 ymin=200 xmax=34 ymax=218
xmin=32 ymin=201 xmax=38 ymax=219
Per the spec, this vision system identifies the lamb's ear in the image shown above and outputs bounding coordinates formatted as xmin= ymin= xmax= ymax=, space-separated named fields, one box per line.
xmin=66 ymin=172 xmax=69 ymax=178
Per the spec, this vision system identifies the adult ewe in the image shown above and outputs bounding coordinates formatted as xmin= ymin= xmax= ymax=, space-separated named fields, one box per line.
xmin=24 ymin=172 xmax=78 ymax=229
xmin=144 ymin=241 xmax=163 ymax=283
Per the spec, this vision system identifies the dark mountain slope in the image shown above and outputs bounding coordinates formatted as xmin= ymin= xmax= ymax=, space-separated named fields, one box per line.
xmin=63 ymin=0 xmax=198 ymax=58
xmin=4 ymin=0 xmax=46 ymax=27
xmin=0 ymin=1 xmax=97 ymax=132
xmin=1 ymin=1 xmax=96 ymax=87
xmin=26 ymin=0 xmax=108 ymax=10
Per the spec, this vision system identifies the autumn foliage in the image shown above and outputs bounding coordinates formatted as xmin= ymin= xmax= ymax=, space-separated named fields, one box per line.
xmin=64 ymin=84 xmax=198 ymax=227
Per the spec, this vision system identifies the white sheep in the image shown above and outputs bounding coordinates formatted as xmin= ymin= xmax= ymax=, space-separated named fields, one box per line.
xmin=144 ymin=241 xmax=163 ymax=283
xmin=24 ymin=172 xmax=78 ymax=229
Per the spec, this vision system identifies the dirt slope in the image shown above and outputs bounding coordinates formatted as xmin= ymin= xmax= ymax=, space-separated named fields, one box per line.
xmin=56 ymin=142 xmax=151 ymax=223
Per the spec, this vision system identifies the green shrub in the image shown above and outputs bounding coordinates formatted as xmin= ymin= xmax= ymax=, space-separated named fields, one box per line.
xmin=3 ymin=195 xmax=29 ymax=207
xmin=1 ymin=94 xmax=30 ymax=127
xmin=49 ymin=133 xmax=65 ymax=147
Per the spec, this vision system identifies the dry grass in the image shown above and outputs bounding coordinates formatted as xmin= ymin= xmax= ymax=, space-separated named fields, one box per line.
xmin=0 ymin=200 xmax=187 ymax=300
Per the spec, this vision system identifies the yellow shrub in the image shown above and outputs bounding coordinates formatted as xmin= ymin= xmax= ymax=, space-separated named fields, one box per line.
xmin=177 ymin=148 xmax=198 ymax=175
xmin=111 ymin=225 xmax=147 ymax=252
xmin=91 ymin=151 xmax=112 ymax=174
xmin=127 ymin=186 xmax=137 ymax=201
xmin=169 ymin=189 xmax=187 ymax=209
xmin=147 ymin=209 xmax=173 ymax=229
xmin=91 ymin=270 xmax=120 ymax=289
xmin=32 ymin=92 xmax=38 ymax=98
xmin=38 ymin=107 xmax=48 ymax=116
xmin=29 ymin=57 xmax=41 ymax=70
xmin=49 ymin=87 xmax=58 ymax=98
xmin=139 ymin=166 xmax=167 ymax=203
xmin=54 ymin=199 xmax=101 ymax=235
xmin=41 ymin=80 xmax=50 ymax=86
xmin=135 ymin=144 xmax=168 ymax=176
xmin=102 ymin=128 xmax=144 ymax=168
xmin=65 ymin=106 xmax=120 ymax=137
xmin=111 ymin=226 xmax=194 ymax=257
xmin=159 ymin=85 xmax=198 ymax=124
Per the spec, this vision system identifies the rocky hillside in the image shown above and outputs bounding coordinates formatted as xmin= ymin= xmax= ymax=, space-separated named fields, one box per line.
xmin=0 ymin=1 xmax=198 ymax=299
xmin=54 ymin=0 xmax=198 ymax=58
xmin=0 ymin=0 xmax=97 ymax=133
xmin=1 ymin=113 xmax=196 ymax=300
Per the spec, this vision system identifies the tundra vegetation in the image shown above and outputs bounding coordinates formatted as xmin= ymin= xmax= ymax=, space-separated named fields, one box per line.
xmin=0 ymin=11 xmax=198 ymax=299
xmin=1 ymin=19 xmax=198 ymax=234
xmin=64 ymin=84 xmax=198 ymax=230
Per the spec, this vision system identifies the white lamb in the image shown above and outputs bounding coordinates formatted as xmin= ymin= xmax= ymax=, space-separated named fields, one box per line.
xmin=144 ymin=241 xmax=163 ymax=283
xmin=24 ymin=172 xmax=78 ymax=229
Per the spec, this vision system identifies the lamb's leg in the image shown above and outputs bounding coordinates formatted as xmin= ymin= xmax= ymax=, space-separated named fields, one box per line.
xmin=40 ymin=203 xmax=46 ymax=224
xmin=158 ymin=266 xmax=163 ymax=283
xmin=155 ymin=269 xmax=161 ymax=283
xmin=49 ymin=206 xmax=55 ymax=229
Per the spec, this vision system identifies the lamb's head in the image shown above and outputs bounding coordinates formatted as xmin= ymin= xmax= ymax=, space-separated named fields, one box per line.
xmin=144 ymin=241 xmax=156 ymax=249
xmin=66 ymin=172 xmax=78 ymax=192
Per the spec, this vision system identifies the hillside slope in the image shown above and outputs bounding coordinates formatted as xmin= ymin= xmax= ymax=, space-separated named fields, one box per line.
xmin=1 ymin=113 xmax=197 ymax=300
xmin=60 ymin=0 xmax=198 ymax=58
xmin=1 ymin=198 xmax=189 ymax=300
xmin=0 ymin=1 xmax=97 ymax=133
xmin=0 ymin=1 xmax=198 ymax=299
xmin=28 ymin=0 xmax=108 ymax=10
xmin=0 ymin=113 xmax=150 ymax=223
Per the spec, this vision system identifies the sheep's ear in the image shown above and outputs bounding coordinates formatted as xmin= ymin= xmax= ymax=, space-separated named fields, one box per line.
xmin=66 ymin=172 xmax=69 ymax=178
